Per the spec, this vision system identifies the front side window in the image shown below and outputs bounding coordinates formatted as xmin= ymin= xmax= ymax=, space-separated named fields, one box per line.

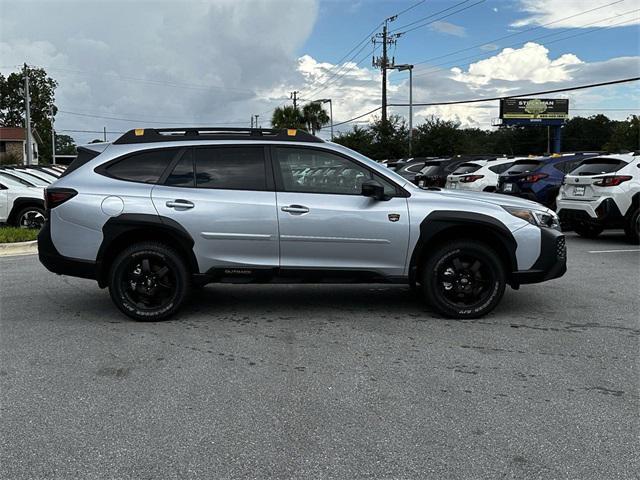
xmin=165 ymin=150 xmax=195 ymax=187
xmin=275 ymin=147 xmax=397 ymax=196
xmin=195 ymin=147 xmax=266 ymax=191
xmin=105 ymin=149 xmax=178 ymax=184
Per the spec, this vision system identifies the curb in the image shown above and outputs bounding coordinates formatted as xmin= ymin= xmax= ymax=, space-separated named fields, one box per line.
xmin=0 ymin=240 xmax=38 ymax=257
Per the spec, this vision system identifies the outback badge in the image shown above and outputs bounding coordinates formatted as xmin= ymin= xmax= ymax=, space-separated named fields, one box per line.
xmin=388 ymin=213 xmax=400 ymax=222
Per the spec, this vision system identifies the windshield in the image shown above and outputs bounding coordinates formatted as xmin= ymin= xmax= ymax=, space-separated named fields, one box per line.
xmin=0 ymin=171 xmax=38 ymax=187
xmin=505 ymin=161 xmax=543 ymax=174
xmin=452 ymin=163 xmax=482 ymax=175
xmin=420 ymin=161 xmax=443 ymax=176
xmin=0 ymin=172 xmax=35 ymax=187
xmin=569 ymin=158 xmax=628 ymax=176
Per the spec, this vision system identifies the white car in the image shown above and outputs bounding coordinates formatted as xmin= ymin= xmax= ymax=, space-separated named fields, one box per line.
xmin=0 ymin=172 xmax=46 ymax=228
xmin=445 ymin=157 xmax=519 ymax=192
xmin=556 ymin=154 xmax=639 ymax=243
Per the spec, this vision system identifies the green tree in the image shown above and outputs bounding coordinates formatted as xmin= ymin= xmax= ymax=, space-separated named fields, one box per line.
xmin=334 ymin=125 xmax=376 ymax=157
xmin=0 ymin=66 xmax=58 ymax=163
xmin=412 ymin=117 xmax=461 ymax=157
xmin=604 ymin=115 xmax=640 ymax=152
xmin=271 ymin=105 xmax=305 ymax=130
xmin=301 ymin=102 xmax=330 ymax=135
xmin=56 ymin=134 xmax=77 ymax=154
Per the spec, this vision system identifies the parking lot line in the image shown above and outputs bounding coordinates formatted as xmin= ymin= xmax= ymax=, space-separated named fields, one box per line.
xmin=587 ymin=249 xmax=640 ymax=253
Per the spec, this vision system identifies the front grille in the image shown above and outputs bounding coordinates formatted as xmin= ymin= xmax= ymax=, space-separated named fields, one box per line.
xmin=556 ymin=236 xmax=567 ymax=259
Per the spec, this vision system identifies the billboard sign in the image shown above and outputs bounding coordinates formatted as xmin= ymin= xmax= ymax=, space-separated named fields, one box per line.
xmin=500 ymin=98 xmax=569 ymax=120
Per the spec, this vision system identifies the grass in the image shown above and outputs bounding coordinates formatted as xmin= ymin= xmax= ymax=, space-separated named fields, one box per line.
xmin=0 ymin=226 xmax=39 ymax=243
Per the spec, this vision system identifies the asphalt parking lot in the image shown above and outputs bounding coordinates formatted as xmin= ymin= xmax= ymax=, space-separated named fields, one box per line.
xmin=1 ymin=231 xmax=638 ymax=479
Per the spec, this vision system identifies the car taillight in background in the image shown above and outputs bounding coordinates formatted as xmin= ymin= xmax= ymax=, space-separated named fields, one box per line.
xmin=593 ymin=175 xmax=632 ymax=187
xmin=522 ymin=173 xmax=549 ymax=183
xmin=45 ymin=188 xmax=77 ymax=210
xmin=460 ymin=175 xmax=484 ymax=183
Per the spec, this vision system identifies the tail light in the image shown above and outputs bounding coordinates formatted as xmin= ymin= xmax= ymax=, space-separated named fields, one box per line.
xmin=460 ymin=175 xmax=484 ymax=183
xmin=593 ymin=175 xmax=632 ymax=187
xmin=522 ymin=173 xmax=548 ymax=183
xmin=45 ymin=188 xmax=77 ymax=210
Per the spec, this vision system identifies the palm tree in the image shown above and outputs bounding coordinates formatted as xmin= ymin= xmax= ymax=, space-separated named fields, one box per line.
xmin=271 ymin=106 xmax=305 ymax=130
xmin=302 ymin=102 xmax=330 ymax=135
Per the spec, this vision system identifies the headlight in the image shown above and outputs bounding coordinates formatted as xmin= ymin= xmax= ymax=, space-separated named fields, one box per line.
xmin=502 ymin=206 xmax=561 ymax=230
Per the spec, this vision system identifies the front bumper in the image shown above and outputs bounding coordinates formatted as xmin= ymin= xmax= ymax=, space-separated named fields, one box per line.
xmin=510 ymin=227 xmax=567 ymax=286
xmin=38 ymin=219 xmax=98 ymax=280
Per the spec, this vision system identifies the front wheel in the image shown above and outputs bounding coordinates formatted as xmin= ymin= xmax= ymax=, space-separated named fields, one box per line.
xmin=108 ymin=242 xmax=189 ymax=321
xmin=421 ymin=241 xmax=506 ymax=319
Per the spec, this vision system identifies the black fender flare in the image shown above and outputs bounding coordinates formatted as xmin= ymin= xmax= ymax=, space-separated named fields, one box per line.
xmin=409 ymin=210 xmax=519 ymax=282
xmin=96 ymin=213 xmax=199 ymax=286
xmin=8 ymin=197 xmax=45 ymax=224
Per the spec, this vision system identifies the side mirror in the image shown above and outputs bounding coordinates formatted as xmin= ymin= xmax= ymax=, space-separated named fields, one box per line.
xmin=361 ymin=179 xmax=388 ymax=201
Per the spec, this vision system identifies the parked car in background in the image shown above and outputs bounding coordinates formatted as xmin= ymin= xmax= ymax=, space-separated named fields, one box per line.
xmin=392 ymin=157 xmax=437 ymax=182
xmin=445 ymin=157 xmax=517 ymax=192
xmin=497 ymin=153 xmax=597 ymax=209
xmin=0 ymin=172 xmax=46 ymax=228
xmin=415 ymin=155 xmax=499 ymax=188
xmin=557 ymin=154 xmax=639 ymax=243
xmin=0 ymin=168 xmax=52 ymax=187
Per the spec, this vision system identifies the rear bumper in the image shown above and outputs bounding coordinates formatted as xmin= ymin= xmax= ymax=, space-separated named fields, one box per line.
xmin=510 ymin=228 xmax=567 ymax=285
xmin=38 ymin=220 xmax=98 ymax=280
xmin=557 ymin=198 xmax=624 ymax=228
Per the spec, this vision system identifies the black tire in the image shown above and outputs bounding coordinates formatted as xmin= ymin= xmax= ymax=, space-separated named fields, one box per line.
xmin=13 ymin=205 xmax=46 ymax=229
xmin=573 ymin=223 xmax=603 ymax=239
xmin=422 ymin=241 xmax=506 ymax=319
xmin=624 ymin=207 xmax=640 ymax=244
xmin=108 ymin=242 xmax=189 ymax=321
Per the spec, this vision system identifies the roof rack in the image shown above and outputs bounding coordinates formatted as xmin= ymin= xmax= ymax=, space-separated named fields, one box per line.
xmin=113 ymin=127 xmax=324 ymax=145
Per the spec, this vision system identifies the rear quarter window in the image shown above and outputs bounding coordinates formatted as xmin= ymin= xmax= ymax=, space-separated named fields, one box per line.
xmin=569 ymin=158 xmax=628 ymax=176
xmin=102 ymin=149 xmax=179 ymax=184
xmin=60 ymin=148 xmax=100 ymax=178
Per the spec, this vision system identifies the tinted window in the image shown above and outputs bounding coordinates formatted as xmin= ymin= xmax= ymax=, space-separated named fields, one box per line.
xmin=195 ymin=147 xmax=266 ymax=191
xmin=276 ymin=147 xmax=397 ymax=196
xmin=569 ymin=158 xmax=628 ymax=176
xmin=405 ymin=162 xmax=426 ymax=173
xmin=452 ymin=163 xmax=482 ymax=175
xmin=505 ymin=161 xmax=543 ymax=174
xmin=420 ymin=162 xmax=443 ymax=176
xmin=489 ymin=162 xmax=514 ymax=174
xmin=165 ymin=150 xmax=194 ymax=187
xmin=106 ymin=149 xmax=177 ymax=183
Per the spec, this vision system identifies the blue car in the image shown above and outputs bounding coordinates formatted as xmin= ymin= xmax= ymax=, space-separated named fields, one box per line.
xmin=497 ymin=153 xmax=598 ymax=209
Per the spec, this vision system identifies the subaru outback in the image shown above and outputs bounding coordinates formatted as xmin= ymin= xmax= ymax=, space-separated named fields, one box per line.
xmin=39 ymin=127 xmax=567 ymax=321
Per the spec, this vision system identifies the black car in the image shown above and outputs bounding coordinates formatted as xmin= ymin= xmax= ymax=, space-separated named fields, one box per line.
xmin=414 ymin=155 xmax=499 ymax=188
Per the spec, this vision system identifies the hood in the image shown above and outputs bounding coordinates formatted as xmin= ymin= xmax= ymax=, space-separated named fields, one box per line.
xmin=413 ymin=187 xmax=550 ymax=211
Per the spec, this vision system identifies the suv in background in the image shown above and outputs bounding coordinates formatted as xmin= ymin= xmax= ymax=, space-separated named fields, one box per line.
xmin=497 ymin=153 xmax=597 ymax=209
xmin=414 ymin=155 xmax=498 ymax=188
xmin=0 ymin=172 xmax=46 ymax=228
xmin=39 ymin=127 xmax=566 ymax=321
xmin=445 ymin=157 xmax=516 ymax=192
xmin=557 ymin=154 xmax=639 ymax=243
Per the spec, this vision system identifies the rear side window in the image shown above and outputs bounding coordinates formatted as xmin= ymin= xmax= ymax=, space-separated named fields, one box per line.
xmin=569 ymin=158 xmax=628 ymax=176
xmin=165 ymin=150 xmax=195 ymax=187
xmin=104 ymin=149 xmax=177 ymax=184
xmin=195 ymin=147 xmax=266 ymax=191
xmin=505 ymin=161 xmax=543 ymax=174
xmin=489 ymin=162 xmax=514 ymax=174
xmin=452 ymin=163 xmax=482 ymax=175
xmin=60 ymin=147 xmax=99 ymax=178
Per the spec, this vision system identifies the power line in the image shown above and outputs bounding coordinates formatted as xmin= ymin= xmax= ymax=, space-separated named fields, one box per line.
xmin=394 ymin=0 xmax=428 ymax=19
xmin=393 ymin=0 xmax=486 ymax=36
xmin=333 ymin=77 xmax=639 ymax=127
xmin=57 ymin=109 xmax=251 ymax=125
xmin=390 ymin=0 xmax=473 ymax=33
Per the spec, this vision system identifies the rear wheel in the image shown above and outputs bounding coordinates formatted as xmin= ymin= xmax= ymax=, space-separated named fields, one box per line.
xmin=624 ymin=207 xmax=640 ymax=244
xmin=108 ymin=242 xmax=189 ymax=321
xmin=421 ymin=241 xmax=506 ymax=319
xmin=14 ymin=205 xmax=46 ymax=229
xmin=573 ymin=223 xmax=603 ymax=239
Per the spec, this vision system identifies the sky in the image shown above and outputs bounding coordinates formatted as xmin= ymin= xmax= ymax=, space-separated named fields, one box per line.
xmin=0 ymin=0 xmax=638 ymax=143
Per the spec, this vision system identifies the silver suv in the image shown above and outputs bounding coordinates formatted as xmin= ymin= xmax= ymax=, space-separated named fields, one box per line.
xmin=38 ymin=127 xmax=566 ymax=321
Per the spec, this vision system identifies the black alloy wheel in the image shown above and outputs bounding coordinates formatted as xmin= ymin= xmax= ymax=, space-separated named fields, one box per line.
xmin=109 ymin=242 xmax=189 ymax=321
xmin=422 ymin=241 xmax=506 ymax=319
xmin=16 ymin=206 xmax=46 ymax=229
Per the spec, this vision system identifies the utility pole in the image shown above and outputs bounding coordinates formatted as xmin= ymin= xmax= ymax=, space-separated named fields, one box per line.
xmin=103 ymin=126 xmax=107 ymax=142
xmin=50 ymin=105 xmax=56 ymax=165
xmin=251 ymin=116 xmax=254 ymax=128
xmin=373 ymin=17 xmax=401 ymax=125
xmin=23 ymin=63 xmax=33 ymax=166
xmin=254 ymin=114 xmax=260 ymax=128
xmin=290 ymin=91 xmax=299 ymax=109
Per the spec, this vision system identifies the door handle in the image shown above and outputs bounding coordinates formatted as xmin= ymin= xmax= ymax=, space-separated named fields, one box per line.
xmin=281 ymin=205 xmax=310 ymax=214
xmin=166 ymin=199 xmax=194 ymax=209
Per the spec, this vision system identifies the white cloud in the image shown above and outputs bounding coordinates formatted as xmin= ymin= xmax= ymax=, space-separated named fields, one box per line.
xmin=429 ymin=21 xmax=467 ymax=37
xmin=0 ymin=0 xmax=318 ymax=142
xmin=450 ymin=42 xmax=584 ymax=85
xmin=513 ymin=0 xmax=640 ymax=28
